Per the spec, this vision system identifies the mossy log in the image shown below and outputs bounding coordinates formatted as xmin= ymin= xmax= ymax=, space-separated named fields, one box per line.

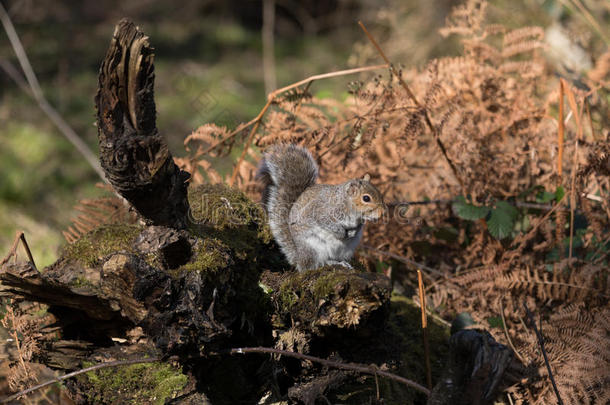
xmin=0 ymin=19 xmax=512 ymax=405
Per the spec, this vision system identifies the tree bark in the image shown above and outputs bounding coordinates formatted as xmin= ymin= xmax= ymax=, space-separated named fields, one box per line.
xmin=95 ymin=19 xmax=190 ymax=229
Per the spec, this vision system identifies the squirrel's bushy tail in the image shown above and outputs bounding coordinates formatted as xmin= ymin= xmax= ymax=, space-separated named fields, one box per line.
xmin=257 ymin=144 xmax=318 ymax=263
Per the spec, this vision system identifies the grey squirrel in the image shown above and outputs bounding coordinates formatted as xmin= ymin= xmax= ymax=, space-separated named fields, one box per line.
xmin=257 ymin=144 xmax=386 ymax=271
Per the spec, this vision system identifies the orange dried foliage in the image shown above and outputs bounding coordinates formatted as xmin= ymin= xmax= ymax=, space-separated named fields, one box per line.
xmin=177 ymin=1 xmax=610 ymax=402
xmin=54 ymin=0 xmax=609 ymax=403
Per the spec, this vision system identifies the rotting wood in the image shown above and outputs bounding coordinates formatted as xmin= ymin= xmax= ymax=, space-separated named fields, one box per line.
xmin=95 ymin=19 xmax=190 ymax=229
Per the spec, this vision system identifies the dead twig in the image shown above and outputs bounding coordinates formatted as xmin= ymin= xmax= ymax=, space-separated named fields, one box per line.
xmin=203 ymin=64 xmax=387 ymax=161
xmin=1 ymin=231 xmax=36 ymax=270
xmin=360 ymin=244 xmax=445 ymax=278
xmin=226 ymin=346 xmax=430 ymax=396
xmin=3 ymin=341 xmax=432 ymax=402
xmin=499 ymin=299 xmax=525 ymax=364
xmin=262 ymin=0 xmax=277 ymax=94
xmin=0 ymin=4 xmax=105 ymax=181
xmin=358 ymin=21 xmax=464 ymax=193
xmin=523 ymin=303 xmax=564 ymax=405
xmin=561 ymin=78 xmax=583 ymax=260
xmin=417 ymin=270 xmax=433 ymax=390
xmin=227 ymin=63 xmax=388 ymax=186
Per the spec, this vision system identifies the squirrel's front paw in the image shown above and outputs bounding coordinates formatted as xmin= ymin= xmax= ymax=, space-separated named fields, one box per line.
xmin=328 ymin=260 xmax=353 ymax=269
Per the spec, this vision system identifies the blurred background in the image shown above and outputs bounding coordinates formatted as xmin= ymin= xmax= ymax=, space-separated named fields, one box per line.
xmin=0 ymin=0 xmax=607 ymax=268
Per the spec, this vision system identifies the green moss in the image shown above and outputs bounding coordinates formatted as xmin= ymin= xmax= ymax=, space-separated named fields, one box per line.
xmin=187 ymin=183 xmax=272 ymax=245
xmin=70 ymin=276 xmax=96 ymax=289
xmin=174 ymin=237 xmax=232 ymax=276
xmin=278 ymin=286 xmax=298 ymax=313
xmin=312 ymin=268 xmax=354 ymax=299
xmin=278 ymin=267 xmax=358 ymax=312
xmin=80 ymin=360 xmax=188 ymax=405
xmin=63 ymin=224 xmax=143 ymax=267
xmin=144 ymin=252 xmax=161 ymax=268
xmin=277 ymin=270 xmax=311 ymax=312
xmin=276 ymin=267 xmax=390 ymax=332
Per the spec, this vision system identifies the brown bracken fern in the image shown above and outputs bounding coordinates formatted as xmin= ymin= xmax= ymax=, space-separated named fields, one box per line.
xmin=57 ymin=0 xmax=609 ymax=403
xmin=63 ymin=184 xmax=137 ymax=243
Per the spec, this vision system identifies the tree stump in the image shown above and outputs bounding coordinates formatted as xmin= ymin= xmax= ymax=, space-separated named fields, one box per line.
xmin=1 ymin=19 xmax=513 ymax=405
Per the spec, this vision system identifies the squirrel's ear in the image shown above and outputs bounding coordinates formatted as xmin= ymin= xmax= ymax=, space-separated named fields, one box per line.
xmin=362 ymin=173 xmax=371 ymax=182
xmin=347 ymin=181 xmax=359 ymax=196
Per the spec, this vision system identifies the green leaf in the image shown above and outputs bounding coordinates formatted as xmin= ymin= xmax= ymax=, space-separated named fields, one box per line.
xmin=555 ymin=186 xmax=565 ymax=202
xmin=487 ymin=201 xmax=519 ymax=239
xmin=452 ymin=196 xmax=490 ymax=221
xmin=536 ymin=190 xmax=556 ymax=203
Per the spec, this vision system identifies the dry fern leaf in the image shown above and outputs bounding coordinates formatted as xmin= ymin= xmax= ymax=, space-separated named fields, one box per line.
xmin=534 ymin=305 xmax=610 ymax=405
xmin=63 ymin=184 xmax=137 ymax=243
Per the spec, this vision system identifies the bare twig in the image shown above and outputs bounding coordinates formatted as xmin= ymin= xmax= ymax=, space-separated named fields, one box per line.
xmin=226 ymin=64 xmax=388 ymax=185
xmin=561 ymin=78 xmax=583 ymax=260
xmin=3 ymin=341 xmax=432 ymax=402
xmin=0 ymin=4 xmax=105 ymax=180
xmin=568 ymin=0 xmax=610 ymax=45
xmin=1 ymin=231 xmax=36 ymax=270
xmin=417 ymin=270 xmax=433 ymax=390
xmin=187 ymin=64 xmax=387 ymax=184
xmin=360 ymin=244 xmax=445 ymax=278
xmin=499 ymin=299 xmax=525 ymax=364
xmin=262 ymin=0 xmax=277 ymax=94
xmin=358 ymin=21 xmax=464 ymax=193
xmin=0 ymin=357 xmax=161 ymax=403
xmin=226 ymin=346 xmax=430 ymax=396
xmin=557 ymin=79 xmax=565 ymax=179
xmin=202 ymin=63 xmax=388 ymax=160
xmin=523 ymin=303 xmax=564 ymax=405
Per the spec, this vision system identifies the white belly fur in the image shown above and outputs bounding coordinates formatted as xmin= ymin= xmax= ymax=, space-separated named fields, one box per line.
xmin=304 ymin=225 xmax=363 ymax=266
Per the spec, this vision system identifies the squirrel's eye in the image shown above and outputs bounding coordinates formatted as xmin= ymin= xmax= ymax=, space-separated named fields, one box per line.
xmin=362 ymin=195 xmax=371 ymax=203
